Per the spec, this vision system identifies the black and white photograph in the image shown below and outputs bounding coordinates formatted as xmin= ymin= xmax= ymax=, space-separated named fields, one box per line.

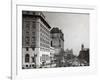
xmin=22 ymin=11 xmax=89 ymax=69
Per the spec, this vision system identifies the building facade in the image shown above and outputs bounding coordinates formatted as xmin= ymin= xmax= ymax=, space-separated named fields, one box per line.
xmin=78 ymin=44 xmax=89 ymax=66
xmin=50 ymin=28 xmax=64 ymax=67
xmin=64 ymin=49 xmax=74 ymax=60
xmin=22 ymin=11 xmax=51 ymax=69
xmin=50 ymin=27 xmax=64 ymax=55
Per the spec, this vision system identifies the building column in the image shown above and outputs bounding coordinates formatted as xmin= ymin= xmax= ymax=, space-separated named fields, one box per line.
xmin=35 ymin=48 xmax=41 ymax=68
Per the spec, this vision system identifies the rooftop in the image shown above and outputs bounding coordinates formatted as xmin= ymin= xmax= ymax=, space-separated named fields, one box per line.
xmin=22 ymin=11 xmax=51 ymax=29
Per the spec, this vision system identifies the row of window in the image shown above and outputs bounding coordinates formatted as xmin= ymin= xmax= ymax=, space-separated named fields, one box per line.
xmin=40 ymin=28 xmax=50 ymax=38
xmin=25 ymin=42 xmax=36 ymax=47
xmin=31 ymin=42 xmax=36 ymax=47
xmin=25 ymin=36 xmax=30 ymax=45
xmin=25 ymin=31 xmax=30 ymax=36
xmin=40 ymin=54 xmax=50 ymax=62
xmin=25 ymin=54 xmax=30 ymax=62
xmin=24 ymin=36 xmax=36 ymax=46
xmin=25 ymin=42 xmax=30 ymax=46
xmin=24 ymin=31 xmax=36 ymax=37
xmin=23 ymin=16 xmax=36 ymax=21
xmin=23 ymin=21 xmax=30 ymax=30
xmin=40 ymin=33 xmax=50 ymax=41
xmin=40 ymin=42 xmax=50 ymax=49
xmin=40 ymin=22 xmax=50 ymax=34
xmin=51 ymin=33 xmax=64 ymax=41
xmin=25 ymin=53 xmax=50 ymax=64
xmin=40 ymin=37 xmax=50 ymax=45
xmin=23 ymin=18 xmax=36 ymax=47
xmin=40 ymin=47 xmax=50 ymax=52
xmin=31 ymin=32 xmax=35 ymax=35
xmin=23 ymin=21 xmax=36 ymax=31
xmin=31 ymin=22 xmax=36 ymax=30
xmin=40 ymin=23 xmax=50 ymax=37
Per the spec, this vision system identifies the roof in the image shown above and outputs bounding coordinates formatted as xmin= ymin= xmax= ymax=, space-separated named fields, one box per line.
xmin=22 ymin=11 xmax=51 ymax=29
xmin=50 ymin=27 xmax=63 ymax=34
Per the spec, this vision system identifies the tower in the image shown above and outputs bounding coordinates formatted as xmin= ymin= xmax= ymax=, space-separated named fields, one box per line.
xmin=81 ymin=44 xmax=84 ymax=51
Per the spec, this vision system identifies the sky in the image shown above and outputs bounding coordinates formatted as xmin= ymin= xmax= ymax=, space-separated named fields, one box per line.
xmin=43 ymin=12 xmax=89 ymax=56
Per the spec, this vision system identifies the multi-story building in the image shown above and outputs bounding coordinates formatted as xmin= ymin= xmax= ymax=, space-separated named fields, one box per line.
xmin=22 ymin=11 xmax=51 ymax=69
xmin=50 ymin=27 xmax=64 ymax=67
xmin=50 ymin=27 xmax=64 ymax=54
xmin=64 ymin=49 xmax=74 ymax=60
xmin=78 ymin=44 xmax=89 ymax=66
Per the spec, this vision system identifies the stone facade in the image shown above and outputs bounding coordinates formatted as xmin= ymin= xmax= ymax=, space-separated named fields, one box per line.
xmin=22 ymin=11 xmax=51 ymax=69
xmin=50 ymin=27 xmax=64 ymax=55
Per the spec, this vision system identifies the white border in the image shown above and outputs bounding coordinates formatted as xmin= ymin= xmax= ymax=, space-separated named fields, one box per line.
xmin=12 ymin=1 xmax=97 ymax=80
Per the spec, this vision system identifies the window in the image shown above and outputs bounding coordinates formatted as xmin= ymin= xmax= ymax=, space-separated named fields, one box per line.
xmin=25 ymin=36 xmax=29 ymax=42
xmin=32 ymin=32 xmax=35 ymax=35
xmin=25 ymin=54 xmax=30 ymax=63
xmin=40 ymin=54 xmax=50 ymax=62
xmin=32 ymin=22 xmax=36 ymax=29
xmin=26 ymin=65 xmax=28 ymax=67
xmin=25 ymin=42 xmax=29 ymax=45
xmin=32 ymin=37 xmax=35 ymax=41
xmin=26 ymin=47 xmax=28 ymax=51
xmin=51 ymin=41 xmax=52 ymax=47
xmin=26 ymin=31 xmax=29 ymax=36
xmin=32 ymin=47 xmax=35 ymax=50
xmin=25 ymin=36 xmax=30 ymax=45
xmin=24 ymin=21 xmax=30 ymax=30
xmin=32 ymin=57 xmax=35 ymax=63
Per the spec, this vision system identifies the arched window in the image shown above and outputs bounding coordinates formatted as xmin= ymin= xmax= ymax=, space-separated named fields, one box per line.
xmin=25 ymin=54 xmax=30 ymax=63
